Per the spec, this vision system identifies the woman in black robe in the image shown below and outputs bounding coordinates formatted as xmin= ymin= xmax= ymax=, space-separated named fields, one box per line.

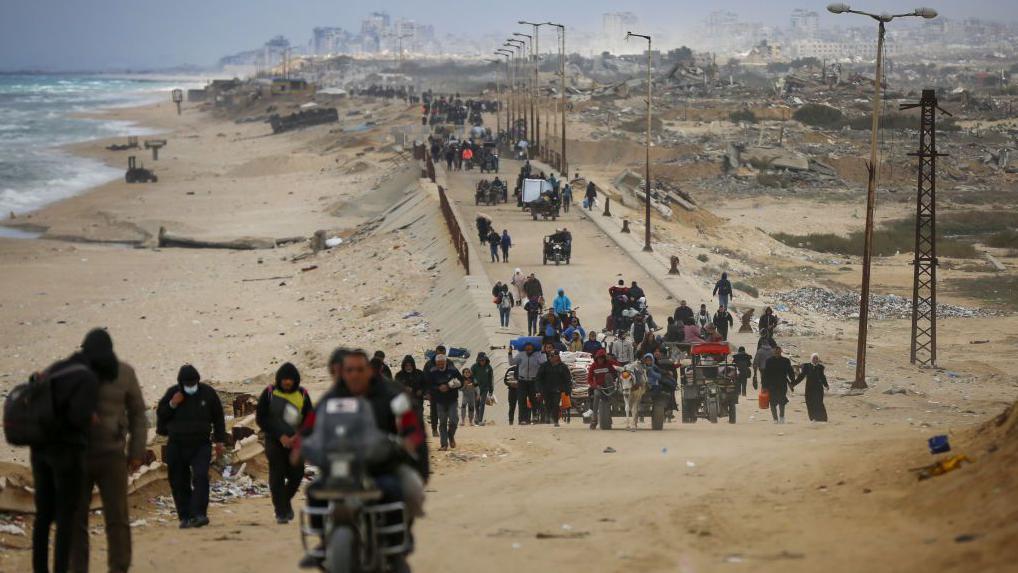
xmin=794 ymin=353 xmax=829 ymax=422
xmin=762 ymin=346 xmax=795 ymax=423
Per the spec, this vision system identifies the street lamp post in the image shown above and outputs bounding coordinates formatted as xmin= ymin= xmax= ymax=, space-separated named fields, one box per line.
xmin=520 ymin=21 xmax=547 ymax=158
xmin=488 ymin=59 xmax=503 ymax=134
xmin=627 ymin=31 xmax=653 ymax=252
xmin=513 ymin=32 xmax=535 ymax=156
xmin=827 ymin=3 xmax=938 ymax=390
xmin=495 ymin=50 xmax=513 ymax=141
xmin=506 ymin=39 xmax=527 ymax=145
xmin=546 ymin=22 xmax=567 ymax=176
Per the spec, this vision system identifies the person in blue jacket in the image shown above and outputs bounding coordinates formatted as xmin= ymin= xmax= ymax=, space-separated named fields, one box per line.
xmin=552 ymin=289 xmax=572 ymax=324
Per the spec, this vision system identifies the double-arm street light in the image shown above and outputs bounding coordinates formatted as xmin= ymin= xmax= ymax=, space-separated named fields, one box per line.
xmin=494 ymin=50 xmax=513 ymax=139
xmin=505 ymin=39 xmax=527 ymax=143
xmin=827 ymin=3 xmax=938 ymax=390
xmin=487 ymin=58 xmax=504 ymax=134
xmin=519 ymin=21 xmax=547 ymax=157
xmin=512 ymin=31 xmax=535 ymax=154
xmin=626 ymin=31 xmax=653 ymax=252
xmin=546 ymin=22 xmax=567 ymax=175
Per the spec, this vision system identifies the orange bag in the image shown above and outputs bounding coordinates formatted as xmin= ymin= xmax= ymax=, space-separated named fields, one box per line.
xmin=758 ymin=389 xmax=770 ymax=410
xmin=561 ymin=393 xmax=572 ymax=408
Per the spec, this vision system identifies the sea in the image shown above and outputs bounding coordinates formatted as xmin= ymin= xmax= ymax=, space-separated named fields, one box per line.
xmin=0 ymin=74 xmax=196 ymax=232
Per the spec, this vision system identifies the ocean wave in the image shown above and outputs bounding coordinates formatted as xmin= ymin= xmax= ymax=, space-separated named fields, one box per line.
xmin=0 ymin=155 xmax=120 ymax=215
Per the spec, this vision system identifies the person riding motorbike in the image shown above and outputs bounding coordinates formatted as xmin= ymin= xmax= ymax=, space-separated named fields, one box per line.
xmin=295 ymin=349 xmax=428 ymax=570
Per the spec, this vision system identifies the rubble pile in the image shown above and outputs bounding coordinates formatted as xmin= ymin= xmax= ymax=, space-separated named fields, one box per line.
xmin=776 ymin=287 xmax=997 ymax=320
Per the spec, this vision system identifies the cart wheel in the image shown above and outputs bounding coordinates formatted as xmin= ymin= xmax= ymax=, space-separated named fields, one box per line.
xmin=651 ymin=400 xmax=666 ymax=431
xmin=542 ymin=256 xmax=547 ymax=265
xmin=706 ymin=398 xmax=719 ymax=423
xmin=598 ymin=400 xmax=612 ymax=430
xmin=728 ymin=404 xmax=737 ymax=424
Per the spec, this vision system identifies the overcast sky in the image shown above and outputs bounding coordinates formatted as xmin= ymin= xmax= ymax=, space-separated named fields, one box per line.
xmin=1 ymin=0 xmax=1015 ymax=70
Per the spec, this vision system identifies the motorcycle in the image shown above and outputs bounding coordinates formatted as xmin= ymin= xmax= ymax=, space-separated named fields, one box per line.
xmin=300 ymin=397 xmax=413 ymax=573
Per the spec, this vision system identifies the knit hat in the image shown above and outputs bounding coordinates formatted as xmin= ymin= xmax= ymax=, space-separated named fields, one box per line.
xmin=177 ymin=364 xmax=200 ymax=385
xmin=275 ymin=362 xmax=301 ymax=387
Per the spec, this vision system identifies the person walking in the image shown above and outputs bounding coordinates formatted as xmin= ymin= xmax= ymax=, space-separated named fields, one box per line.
xmin=156 ymin=365 xmax=226 ymax=529
xmin=732 ymin=346 xmax=752 ymax=397
xmin=512 ymin=342 xmax=545 ymax=425
xmin=497 ymin=290 xmax=513 ymax=328
xmin=536 ymin=350 xmax=572 ymax=427
xmin=696 ymin=304 xmax=711 ymax=336
xmin=762 ymin=346 xmax=795 ymax=424
xmin=423 ymin=345 xmax=446 ymax=438
xmin=500 ymin=230 xmax=512 ymax=263
xmin=713 ymin=306 xmax=734 ymax=341
xmin=794 ymin=353 xmax=830 ymax=422
xmin=524 ymin=298 xmax=542 ymax=337
xmin=70 ymin=330 xmax=146 ymax=573
xmin=713 ymin=272 xmax=734 ymax=309
xmin=487 ymin=229 xmax=501 ymax=263
xmin=425 ymin=355 xmax=463 ymax=450
xmin=561 ymin=183 xmax=572 ymax=212
xmin=759 ymin=306 xmax=779 ymax=335
xmin=584 ymin=180 xmax=597 ymax=210
xmin=31 ymin=331 xmax=104 ymax=573
xmin=395 ymin=356 xmax=426 ymax=427
xmin=471 ymin=353 xmax=494 ymax=425
xmin=372 ymin=351 xmax=393 ymax=379
xmin=459 ymin=367 xmax=478 ymax=426
xmin=752 ymin=341 xmax=773 ymax=391
xmin=586 ymin=349 xmax=618 ymax=430
xmin=522 ymin=273 xmax=543 ymax=303
xmin=673 ymin=300 xmax=694 ymax=324
xmin=255 ymin=363 xmax=312 ymax=524
xmin=511 ymin=268 xmax=527 ymax=307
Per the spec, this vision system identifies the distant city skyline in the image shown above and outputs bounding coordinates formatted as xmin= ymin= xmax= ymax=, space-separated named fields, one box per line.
xmin=1 ymin=0 xmax=1017 ymax=70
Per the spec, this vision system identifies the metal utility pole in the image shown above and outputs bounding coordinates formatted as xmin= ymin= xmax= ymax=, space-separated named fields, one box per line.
xmin=627 ymin=31 xmax=653 ymax=252
xmin=488 ymin=59 xmax=503 ymax=134
xmin=398 ymin=34 xmax=412 ymax=71
xmin=827 ymin=3 xmax=938 ymax=389
xmin=547 ymin=22 xmax=567 ymax=176
xmin=901 ymin=89 xmax=950 ymax=366
xmin=520 ymin=21 xmax=547 ymax=158
xmin=506 ymin=40 xmax=527 ymax=143
xmin=513 ymin=32 xmax=535 ymax=156
xmin=495 ymin=51 xmax=513 ymax=141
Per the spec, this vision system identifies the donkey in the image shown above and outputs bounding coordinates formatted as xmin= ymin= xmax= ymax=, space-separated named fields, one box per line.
xmin=618 ymin=362 xmax=648 ymax=431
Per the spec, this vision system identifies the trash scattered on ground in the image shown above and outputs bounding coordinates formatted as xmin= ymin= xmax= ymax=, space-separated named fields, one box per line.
xmin=776 ymin=287 xmax=996 ymax=320
xmin=686 ymin=460 xmax=696 ymax=468
xmin=928 ymin=435 xmax=951 ymax=454
xmin=603 ymin=446 xmax=616 ymax=454
xmin=883 ymin=386 xmax=908 ymax=395
xmin=129 ymin=519 xmax=147 ymax=528
xmin=954 ymin=533 xmax=980 ymax=543
xmin=912 ymin=454 xmax=972 ymax=481
xmin=324 ymin=237 xmax=343 ymax=248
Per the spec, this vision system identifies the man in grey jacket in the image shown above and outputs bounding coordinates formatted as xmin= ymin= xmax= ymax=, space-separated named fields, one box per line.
xmin=512 ymin=342 xmax=545 ymax=425
xmin=71 ymin=331 xmax=148 ymax=573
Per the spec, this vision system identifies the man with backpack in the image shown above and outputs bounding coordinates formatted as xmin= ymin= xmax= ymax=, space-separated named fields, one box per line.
xmin=70 ymin=330 xmax=147 ymax=573
xmin=156 ymin=365 xmax=226 ymax=529
xmin=9 ymin=330 xmax=106 ymax=573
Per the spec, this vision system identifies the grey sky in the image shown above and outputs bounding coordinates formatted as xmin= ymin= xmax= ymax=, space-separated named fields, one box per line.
xmin=1 ymin=0 xmax=1015 ymax=70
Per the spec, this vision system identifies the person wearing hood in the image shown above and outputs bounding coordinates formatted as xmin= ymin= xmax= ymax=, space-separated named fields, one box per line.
xmin=762 ymin=346 xmax=795 ymax=423
xmin=156 ymin=365 xmax=226 ymax=529
xmin=395 ymin=355 xmax=426 ymax=424
xmin=30 ymin=330 xmax=103 ymax=573
xmin=536 ymin=350 xmax=572 ymax=427
xmin=713 ymin=306 xmax=734 ymax=341
xmin=733 ymin=346 xmax=752 ymax=397
xmin=256 ymin=363 xmax=313 ymax=523
xmin=557 ymin=289 xmax=574 ymax=325
xmin=510 ymin=269 xmax=527 ymax=307
xmin=470 ymin=353 xmax=494 ymax=425
xmin=71 ymin=329 xmax=147 ymax=573
xmin=372 ymin=351 xmax=393 ymax=379
xmin=759 ymin=306 xmax=779 ymax=335
xmin=568 ymin=331 xmax=584 ymax=352
xmin=794 ymin=353 xmax=830 ymax=422
xmin=500 ymin=229 xmax=512 ymax=263
xmin=582 ymin=331 xmax=603 ymax=354
xmin=637 ymin=332 xmax=661 ymax=358
xmin=628 ymin=281 xmax=645 ymax=304
xmin=713 ymin=272 xmax=734 ymax=309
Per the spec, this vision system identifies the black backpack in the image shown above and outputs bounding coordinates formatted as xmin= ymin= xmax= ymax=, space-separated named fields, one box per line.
xmin=3 ymin=363 xmax=88 ymax=446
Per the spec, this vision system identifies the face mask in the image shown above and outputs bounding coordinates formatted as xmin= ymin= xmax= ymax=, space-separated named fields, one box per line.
xmin=183 ymin=384 xmax=199 ymax=396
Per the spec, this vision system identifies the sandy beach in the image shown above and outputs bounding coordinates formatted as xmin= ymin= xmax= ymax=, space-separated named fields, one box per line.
xmin=1 ymin=90 xmax=1016 ymax=573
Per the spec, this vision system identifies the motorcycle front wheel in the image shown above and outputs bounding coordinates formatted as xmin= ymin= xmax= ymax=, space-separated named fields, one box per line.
xmin=325 ymin=526 xmax=359 ymax=573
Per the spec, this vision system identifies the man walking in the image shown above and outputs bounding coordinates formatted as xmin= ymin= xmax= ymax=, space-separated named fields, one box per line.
xmin=425 ymin=355 xmax=463 ymax=450
xmin=256 ymin=363 xmax=313 ymax=523
xmin=713 ymin=306 xmax=734 ymax=341
xmin=71 ymin=330 xmax=146 ymax=573
xmin=585 ymin=180 xmax=597 ymax=210
xmin=30 ymin=330 xmax=104 ymax=573
xmin=536 ymin=351 xmax=571 ymax=427
xmin=762 ymin=346 xmax=795 ymax=424
xmin=500 ymin=230 xmax=512 ymax=263
xmin=713 ymin=272 xmax=734 ymax=309
xmin=156 ymin=365 xmax=226 ymax=528
xmin=512 ymin=342 xmax=545 ymax=425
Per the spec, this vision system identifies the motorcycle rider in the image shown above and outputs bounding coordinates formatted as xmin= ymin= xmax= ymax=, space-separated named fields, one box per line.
xmin=296 ymin=349 xmax=428 ymax=570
